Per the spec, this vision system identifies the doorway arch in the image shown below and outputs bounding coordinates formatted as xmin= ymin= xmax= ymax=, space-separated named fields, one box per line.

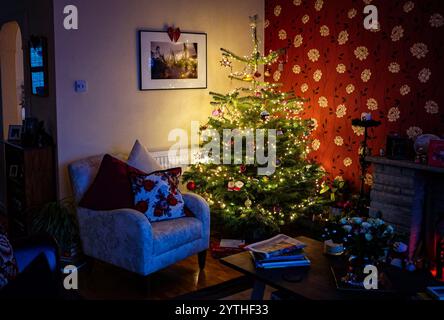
xmin=0 ymin=21 xmax=25 ymax=140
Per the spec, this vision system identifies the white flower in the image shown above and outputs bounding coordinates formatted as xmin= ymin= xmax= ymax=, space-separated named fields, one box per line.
xmin=343 ymin=225 xmax=353 ymax=233
xmin=315 ymin=0 xmax=324 ymax=11
xmin=391 ymin=25 xmax=404 ymax=42
xmin=407 ymin=126 xmax=423 ymax=139
xmin=351 ymin=217 xmax=362 ymax=224
xmin=388 ymin=107 xmax=400 ymax=122
xmin=364 ymin=173 xmax=373 ymax=186
xmin=320 ymin=25 xmax=330 ymax=37
xmin=346 ymin=84 xmax=355 ymax=94
xmin=273 ymin=70 xmax=281 ymax=82
xmin=367 ymin=98 xmax=378 ymax=110
xmin=410 ymin=43 xmax=429 ymax=59
xmin=338 ymin=30 xmax=349 ymax=45
xmin=293 ymin=34 xmax=303 ymax=48
xmin=388 ymin=62 xmax=400 ymax=73
xmin=312 ymin=139 xmax=321 ymax=151
xmin=354 ymin=46 xmax=369 ymax=61
xmin=425 ymin=100 xmax=439 ymax=114
xmin=292 ymin=64 xmax=301 ymax=74
xmin=362 ymin=222 xmax=372 ymax=229
xmin=293 ymin=0 xmax=302 ymax=6
xmin=352 ymin=126 xmax=365 ymax=136
xmin=318 ymin=96 xmax=328 ymax=108
xmin=361 ymin=69 xmax=372 ymax=82
xmin=313 ymin=70 xmax=323 ymax=82
xmin=400 ymin=84 xmax=411 ymax=96
xmin=403 ymin=1 xmax=414 ymax=13
xmin=308 ymin=49 xmax=320 ymax=62
xmin=365 ymin=233 xmax=373 ymax=241
xmin=418 ymin=68 xmax=431 ymax=83
xmin=336 ymin=104 xmax=347 ymax=118
xmin=302 ymin=14 xmax=310 ymax=24
xmin=348 ymin=8 xmax=357 ymax=19
xmin=301 ymin=83 xmax=309 ymax=93
xmin=274 ymin=5 xmax=282 ymax=17
xmin=430 ymin=13 xmax=444 ymax=28
xmin=334 ymin=136 xmax=344 ymax=146
xmin=278 ymin=29 xmax=287 ymax=40
xmin=344 ymin=157 xmax=353 ymax=167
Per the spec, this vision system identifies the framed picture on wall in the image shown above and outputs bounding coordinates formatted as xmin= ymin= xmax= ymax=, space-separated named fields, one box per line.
xmin=139 ymin=31 xmax=207 ymax=90
xmin=8 ymin=125 xmax=22 ymax=142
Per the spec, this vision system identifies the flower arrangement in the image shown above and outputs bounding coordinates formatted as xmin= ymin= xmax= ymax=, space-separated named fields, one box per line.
xmin=322 ymin=217 xmax=395 ymax=261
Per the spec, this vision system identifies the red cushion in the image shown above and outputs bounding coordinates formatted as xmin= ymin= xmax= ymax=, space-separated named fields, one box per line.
xmin=79 ymin=154 xmax=144 ymax=211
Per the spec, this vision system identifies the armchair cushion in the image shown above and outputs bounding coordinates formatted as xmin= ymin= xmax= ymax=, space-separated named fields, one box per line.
xmin=127 ymin=140 xmax=163 ymax=173
xmin=79 ymin=154 xmax=143 ymax=211
xmin=152 ymin=218 xmax=203 ymax=255
xmin=131 ymin=168 xmax=185 ymax=222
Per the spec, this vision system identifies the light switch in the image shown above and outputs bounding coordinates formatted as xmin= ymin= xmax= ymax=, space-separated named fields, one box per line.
xmin=74 ymin=80 xmax=88 ymax=93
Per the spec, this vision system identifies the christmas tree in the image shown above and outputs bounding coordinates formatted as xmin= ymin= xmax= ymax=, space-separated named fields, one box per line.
xmin=183 ymin=16 xmax=325 ymax=241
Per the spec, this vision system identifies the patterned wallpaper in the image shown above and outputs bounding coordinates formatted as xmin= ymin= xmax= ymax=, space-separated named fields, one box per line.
xmin=265 ymin=0 xmax=444 ymax=188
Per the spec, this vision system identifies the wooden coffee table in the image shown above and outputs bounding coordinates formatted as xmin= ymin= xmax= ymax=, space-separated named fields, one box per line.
xmin=220 ymin=236 xmax=438 ymax=300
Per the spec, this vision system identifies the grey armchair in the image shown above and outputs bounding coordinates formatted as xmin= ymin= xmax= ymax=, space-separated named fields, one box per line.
xmin=68 ymin=155 xmax=210 ymax=276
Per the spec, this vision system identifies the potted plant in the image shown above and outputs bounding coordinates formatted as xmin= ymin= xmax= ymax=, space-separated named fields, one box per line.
xmin=31 ymin=198 xmax=80 ymax=262
xmin=319 ymin=178 xmax=351 ymax=219
xmin=323 ymin=217 xmax=395 ymax=287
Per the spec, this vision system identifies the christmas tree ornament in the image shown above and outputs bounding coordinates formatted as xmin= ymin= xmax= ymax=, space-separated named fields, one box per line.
xmin=186 ymin=181 xmax=196 ymax=191
xmin=260 ymin=111 xmax=270 ymax=121
xmin=277 ymin=130 xmax=284 ymax=136
xmin=227 ymin=181 xmax=236 ymax=191
xmin=239 ymin=164 xmax=247 ymax=173
xmin=235 ymin=181 xmax=245 ymax=189
xmin=212 ymin=108 xmax=223 ymax=117
xmin=242 ymin=74 xmax=254 ymax=82
xmin=245 ymin=199 xmax=252 ymax=208
xmin=276 ymin=159 xmax=282 ymax=167
xmin=264 ymin=68 xmax=271 ymax=77
xmin=220 ymin=57 xmax=232 ymax=68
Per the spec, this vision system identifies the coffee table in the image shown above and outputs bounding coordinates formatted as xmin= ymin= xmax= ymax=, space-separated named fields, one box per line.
xmin=220 ymin=236 xmax=437 ymax=300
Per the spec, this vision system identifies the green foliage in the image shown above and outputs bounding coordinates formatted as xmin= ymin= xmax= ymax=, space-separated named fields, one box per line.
xmin=31 ymin=198 xmax=79 ymax=251
xmin=182 ymin=17 xmax=325 ymax=240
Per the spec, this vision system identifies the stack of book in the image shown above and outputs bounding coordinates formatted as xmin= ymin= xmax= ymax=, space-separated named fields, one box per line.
xmin=246 ymin=234 xmax=311 ymax=269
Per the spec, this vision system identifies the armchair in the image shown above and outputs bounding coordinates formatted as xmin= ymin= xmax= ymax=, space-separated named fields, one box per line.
xmin=68 ymin=155 xmax=210 ymax=276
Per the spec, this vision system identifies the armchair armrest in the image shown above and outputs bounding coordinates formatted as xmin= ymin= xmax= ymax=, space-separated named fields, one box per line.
xmin=76 ymin=207 xmax=153 ymax=275
xmin=183 ymin=193 xmax=210 ymax=242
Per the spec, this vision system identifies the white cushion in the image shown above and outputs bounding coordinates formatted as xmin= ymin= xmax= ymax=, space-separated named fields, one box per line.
xmin=127 ymin=140 xmax=162 ymax=174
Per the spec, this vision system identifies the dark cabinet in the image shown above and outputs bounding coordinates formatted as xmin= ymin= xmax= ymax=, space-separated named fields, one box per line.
xmin=4 ymin=141 xmax=56 ymax=237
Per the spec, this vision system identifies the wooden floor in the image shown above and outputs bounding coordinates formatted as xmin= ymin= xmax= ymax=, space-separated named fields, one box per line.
xmin=78 ymin=252 xmax=243 ymax=300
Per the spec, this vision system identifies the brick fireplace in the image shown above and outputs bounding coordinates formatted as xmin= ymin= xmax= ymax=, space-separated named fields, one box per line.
xmin=367 ymin=156 xmax=444 ymax=268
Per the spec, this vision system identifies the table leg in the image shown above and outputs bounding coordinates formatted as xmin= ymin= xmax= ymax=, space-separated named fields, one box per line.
xmin=251 ymin=280 xmax=266 ymax=300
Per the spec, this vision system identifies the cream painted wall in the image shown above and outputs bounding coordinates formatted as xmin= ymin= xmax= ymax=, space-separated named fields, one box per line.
xmin=53 ymin=0 xmax=264 ymax=198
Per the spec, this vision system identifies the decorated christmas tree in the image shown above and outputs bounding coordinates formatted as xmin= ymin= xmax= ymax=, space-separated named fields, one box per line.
xmin=183 ymin=16 xmax=325 ymax=241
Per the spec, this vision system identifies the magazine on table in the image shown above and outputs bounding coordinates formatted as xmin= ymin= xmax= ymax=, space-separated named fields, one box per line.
xmin=248 ymin=251 xmax=311 ymax=269
xmin=245 ymin=234 xmax=307 ymax=259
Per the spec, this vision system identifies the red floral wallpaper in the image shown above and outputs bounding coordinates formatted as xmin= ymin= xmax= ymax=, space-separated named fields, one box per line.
xmin=265 ymin=0 xmax=444 ymax=188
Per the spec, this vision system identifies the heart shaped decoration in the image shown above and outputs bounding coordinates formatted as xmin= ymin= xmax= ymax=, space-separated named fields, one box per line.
xmin=167 ymin=27 xmax=181 ymax=42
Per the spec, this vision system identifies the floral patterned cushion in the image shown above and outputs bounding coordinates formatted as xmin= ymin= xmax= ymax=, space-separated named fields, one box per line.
xmin=0 ymin=225 xmax=17 ymax=290
xmin=131 ymin=168 xmax=185 ymax=222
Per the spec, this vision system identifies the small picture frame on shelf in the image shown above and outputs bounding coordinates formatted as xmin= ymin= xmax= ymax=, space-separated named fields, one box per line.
xmin=8 ymin=125 xmax=22 ymax=142
xmin=9 ymin=165 xmax=18 ymax=178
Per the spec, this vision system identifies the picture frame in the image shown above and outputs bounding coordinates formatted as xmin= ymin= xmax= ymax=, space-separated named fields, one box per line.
xmin=9 ymin=165 xmax=18 ymax=178
xmin=8 ymin=125 xmax=22 ymax=142
xmin=139 ymin=30 xmax=207 ymax=90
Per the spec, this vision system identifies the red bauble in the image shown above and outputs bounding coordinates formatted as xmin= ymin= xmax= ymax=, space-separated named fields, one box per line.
xmin=187 ymin=181 xmax=196 ymax=191
xmin=240 ymin=165 xmax=247 ymax=173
